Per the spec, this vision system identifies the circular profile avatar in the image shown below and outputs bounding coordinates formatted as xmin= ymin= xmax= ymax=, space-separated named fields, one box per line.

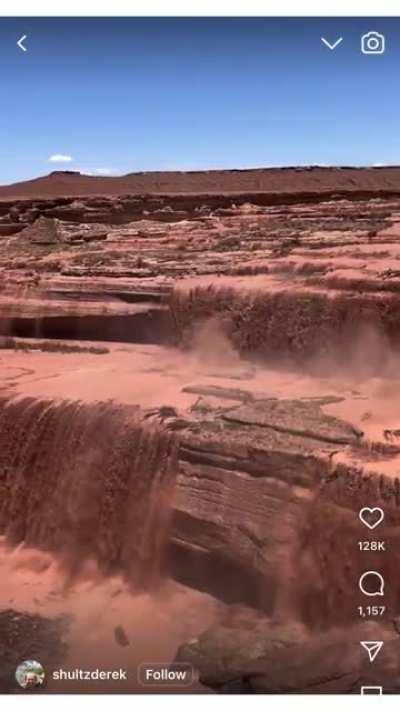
xmin=15 ymin=660 xmax=45 ymax=689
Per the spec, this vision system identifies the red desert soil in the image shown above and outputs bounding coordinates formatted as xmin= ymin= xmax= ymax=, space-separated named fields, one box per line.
xmin=1 ymin=165 xmax=400 ymax=200
xmin=2 ymin=166 xmax=400 ymax=692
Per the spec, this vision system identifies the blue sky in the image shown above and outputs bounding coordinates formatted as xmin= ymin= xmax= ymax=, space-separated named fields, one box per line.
xmin=0 ymin=18 xmax=399 ymax=183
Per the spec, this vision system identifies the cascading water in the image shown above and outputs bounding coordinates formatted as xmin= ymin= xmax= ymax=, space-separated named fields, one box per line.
xmin=0 ymin=397 xmax=178 ymax=589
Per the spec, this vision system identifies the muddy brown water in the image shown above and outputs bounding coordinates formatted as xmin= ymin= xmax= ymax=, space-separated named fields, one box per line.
xmin=0 ymin=398 xmax=178 ymax=588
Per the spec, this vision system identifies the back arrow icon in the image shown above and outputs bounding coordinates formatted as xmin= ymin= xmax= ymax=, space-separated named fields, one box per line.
xmin=321 ymin=36 xmax=343 ymax=50
xmin=17 ymin=35 xmax=27 ymax=52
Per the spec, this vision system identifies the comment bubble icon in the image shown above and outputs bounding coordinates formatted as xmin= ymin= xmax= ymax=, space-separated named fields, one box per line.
xmin=359 ymin=571 xmax=385 ymax=597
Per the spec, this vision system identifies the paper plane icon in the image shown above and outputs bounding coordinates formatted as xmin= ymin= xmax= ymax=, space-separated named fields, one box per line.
xmin=360 ymin=641 xmax=384 ymax=662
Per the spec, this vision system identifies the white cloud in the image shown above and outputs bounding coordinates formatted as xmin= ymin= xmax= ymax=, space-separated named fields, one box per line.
xmin=93 ymin=167 xmax=118 ymax=176
xmin=76 ymin=167 xmax=119 ymax=176
xmin=48 ymin=154 xmax=74 ymax=163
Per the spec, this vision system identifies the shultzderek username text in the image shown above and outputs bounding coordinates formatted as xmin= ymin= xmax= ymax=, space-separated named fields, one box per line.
xmin=52 ymin=668 xmax=128 ymax=681
xmin=51 ymin=663 xmax=194 ymax=685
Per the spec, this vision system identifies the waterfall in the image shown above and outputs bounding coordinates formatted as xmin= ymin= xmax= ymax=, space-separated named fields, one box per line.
xmin=0 ymin=397 xmax=178 ymax=588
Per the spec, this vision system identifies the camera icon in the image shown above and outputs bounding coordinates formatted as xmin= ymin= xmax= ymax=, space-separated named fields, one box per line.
xmin=361 ymin=31 xmax=385 ymax=54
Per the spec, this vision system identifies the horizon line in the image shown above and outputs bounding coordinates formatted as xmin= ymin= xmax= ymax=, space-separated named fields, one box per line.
xmin=3 ymin=162 xmax=400 ymax=187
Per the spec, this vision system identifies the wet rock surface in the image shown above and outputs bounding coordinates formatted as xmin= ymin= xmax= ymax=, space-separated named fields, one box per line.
xmin=176 ymin=610 xmax=400 ymax=693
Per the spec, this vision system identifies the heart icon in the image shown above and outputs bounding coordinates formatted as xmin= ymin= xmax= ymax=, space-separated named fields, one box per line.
xmin=359 ymin=507 xmax=384 ymax=530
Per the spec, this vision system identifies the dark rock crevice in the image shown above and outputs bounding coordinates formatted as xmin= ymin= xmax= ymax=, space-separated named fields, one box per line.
xmin=0 ymin=309 xmax=173 ymax=345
